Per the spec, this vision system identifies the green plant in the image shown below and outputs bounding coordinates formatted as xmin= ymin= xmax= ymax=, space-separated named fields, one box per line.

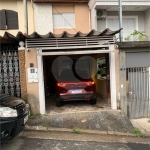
xmin=42 ymin=125 xmax=51 ymax=129
xmin=97 ymin=63 xmax=106 ymax=77
xmin=71 ymin=128 xmax=80 ymax=134
xmin=28 ymin=114 xmax=33 ymax=119
xmin=148 ymin=120 xmax=150 ymax=123
xmin=114 ymin=133 xmax=119 ymax=136
xmin=36 ymin=113 xmax=41 ymax=117
xmin=125 ymin=30 xmax=147 ymax=41
xmin=133 ymin=128 xmax=145 ymax=137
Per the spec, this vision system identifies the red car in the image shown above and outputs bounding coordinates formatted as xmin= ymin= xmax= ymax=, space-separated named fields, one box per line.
xmin=55 ymin=69 xmax=97 ymax=107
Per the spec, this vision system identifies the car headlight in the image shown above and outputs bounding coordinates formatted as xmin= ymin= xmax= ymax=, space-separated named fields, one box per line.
xmin=0 ymin=107 xmax=17 ymax=117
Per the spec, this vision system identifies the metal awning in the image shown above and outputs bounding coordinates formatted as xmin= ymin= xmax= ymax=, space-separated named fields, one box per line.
xmin=27 ymin=36 xmax=115 ymax=50
xmin=0 ymin=28 xmax=122 ymax=54
xmin=0 ymin=28 xmax=122 ymax=45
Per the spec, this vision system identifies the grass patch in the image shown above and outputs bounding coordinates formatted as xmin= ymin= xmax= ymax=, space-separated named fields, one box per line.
xmin=42 ymin=125 xmax=51 ymax=130
xmin=114 ymin=133 xmax=119 ymax=136
xmin=133 ymin=128 xmax=145 ymax=137
xmin=28 ymin=113 xmax=42 ymax=119
xmin=28 ymin=114 xmax=33 ymax=119
xmin=71 ymin=128 xmax=80 ymax=134
xmin=36 ymin=113 xmax=42 ymax=117
xmin=148 ymin=120 xmax=150 ymax=123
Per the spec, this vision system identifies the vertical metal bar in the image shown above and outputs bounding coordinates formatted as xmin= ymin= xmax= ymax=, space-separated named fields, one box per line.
xmin=140 ymin=67 xmax=143 ymax=117
xmin=144 ymin=68 xmax=145 ymax=99
xmin=141 ymin=68 xmax=143 ymax=100
xmin=23 ymin=0 xmax=28 ymax=34
xmin=147 ymin=68 xmax=149 ymax=100
xmin=148 ymin=67 xmax=150 ymax=117
xmin=118 ymin=0 xmax=123 ymax=41
xmin=138 ymin=68 xmax=140 ymax=100
xmin=132 ymin=68 xmax=136 ymax=100
xmin=135 ymin=68 xmax=137 ymax=100
xmin=142 ymin=68 xmax=146 ymax=117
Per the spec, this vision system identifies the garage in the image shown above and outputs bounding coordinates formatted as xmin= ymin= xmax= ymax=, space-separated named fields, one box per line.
xmin=43 ymin=53 xmax=111 ymax=114
xmin=20 ymin=28 xmax=120 ymax=114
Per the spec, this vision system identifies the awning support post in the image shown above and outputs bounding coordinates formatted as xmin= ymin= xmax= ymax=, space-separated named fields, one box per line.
xmin=37 ymin=49 xmax=45 ymax=114
xmin=109 ymin=45 xmax=117 ymax=109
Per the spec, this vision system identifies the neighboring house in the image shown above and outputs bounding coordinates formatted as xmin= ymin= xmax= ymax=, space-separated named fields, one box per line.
xmin=88 ymin=0 xmax=150 ymax=40
xmin=0 ymin=0 xmax=34 ymax=35
xmin=88 ymin=0 xmax=150 ymax=119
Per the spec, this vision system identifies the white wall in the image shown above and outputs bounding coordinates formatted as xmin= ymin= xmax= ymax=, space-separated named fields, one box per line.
xmin=34 ymin=3 xmax=53 ymax=34
xmin=97 ymin=11 xmax=145 ymax=32
xmin=145 ymin=8 xmax=150 ymax=40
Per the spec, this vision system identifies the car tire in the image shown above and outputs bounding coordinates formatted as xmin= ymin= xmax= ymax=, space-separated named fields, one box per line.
xmin=56 ymin=99 xmax=62 ymax=107
xmin=90 ymin=98 xmax=97 ymax=105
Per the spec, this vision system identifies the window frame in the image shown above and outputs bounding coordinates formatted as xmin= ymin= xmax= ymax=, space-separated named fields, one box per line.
xmin=106 ymin=16 xmax=138 ymax=41
xmin=0 ymin=9 xmax=19 ymax=30
xmin=53 ymin=13 xmax=75 ymax=29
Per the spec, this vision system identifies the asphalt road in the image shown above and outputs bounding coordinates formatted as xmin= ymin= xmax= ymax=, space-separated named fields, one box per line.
xmin=1 ymin=131 xmax=150 ymax=150
xmin=1 ymin=136 xmax=150 ymax=150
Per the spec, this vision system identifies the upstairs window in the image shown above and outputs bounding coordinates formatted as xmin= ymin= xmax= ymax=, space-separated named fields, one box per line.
xmin=0 ymin=9 xmax=19 ymax=30
xmin=107 ymin=18 xmax=136 ymax=41
xmin=53 ymin=13 xmax=75 ymax=28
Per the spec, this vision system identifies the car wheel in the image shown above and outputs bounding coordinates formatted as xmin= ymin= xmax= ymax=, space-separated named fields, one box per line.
xmin=90 ymin=98 xmax=97 ymax=105
xmin=56 ymin=99 xmax=62 ymax=107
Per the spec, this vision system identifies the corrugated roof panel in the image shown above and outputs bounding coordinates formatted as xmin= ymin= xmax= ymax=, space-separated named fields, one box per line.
xmin=0 ymin=28 xmax=122 ymax=44
xmin=33 ymin=0 xmax=88 ymax=3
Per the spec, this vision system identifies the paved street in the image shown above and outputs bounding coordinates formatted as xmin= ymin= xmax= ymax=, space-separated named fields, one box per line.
xmin=1 ymin=131 xmax=150 ymax=150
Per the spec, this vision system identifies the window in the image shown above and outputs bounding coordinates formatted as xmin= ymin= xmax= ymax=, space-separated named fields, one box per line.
xmin=97 ymin=58 xmax=106 ymax=79
xmin=107 ymin=18 xmax=136 ymax=41
xmin=53 ymin=13 xmax=75 ymax=28
xmin=0 ymin=9 xmax=19 ymax=30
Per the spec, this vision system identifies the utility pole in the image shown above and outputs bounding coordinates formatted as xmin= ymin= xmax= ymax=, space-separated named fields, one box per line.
xmin=23 ymin=0 xmax=28 ymax=34
xmin=118 ymin=0 xmax=123 ymax=41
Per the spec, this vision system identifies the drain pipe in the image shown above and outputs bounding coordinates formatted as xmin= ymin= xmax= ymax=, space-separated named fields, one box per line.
xmin=23 ymin=0 xmax=28 ymax=34
xmin=118 ymin=0 xmax=123 ymax=41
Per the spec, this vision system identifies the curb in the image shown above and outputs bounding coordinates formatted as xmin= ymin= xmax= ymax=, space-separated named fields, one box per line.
xmin=24 ymin=125 xmax=140 ymax=137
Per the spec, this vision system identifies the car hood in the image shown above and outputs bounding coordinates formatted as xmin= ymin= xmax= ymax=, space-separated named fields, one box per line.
xmin=0 ymin=94 xmax=25 ymax=108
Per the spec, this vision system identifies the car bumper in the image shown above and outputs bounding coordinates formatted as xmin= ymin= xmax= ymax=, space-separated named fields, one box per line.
xmin=58 ymin=93 xmax=97 ymax=101
xmin=0 ymin=110 xmax=29 ymax=143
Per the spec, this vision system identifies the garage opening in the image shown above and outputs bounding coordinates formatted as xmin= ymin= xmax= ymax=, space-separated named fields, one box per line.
xmin=43 ymin=54 xmax=111 ymax=114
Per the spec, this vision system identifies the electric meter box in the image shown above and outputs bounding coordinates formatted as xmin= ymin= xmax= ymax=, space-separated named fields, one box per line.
xmin=28 ymin=68 xmax=38 ymax=83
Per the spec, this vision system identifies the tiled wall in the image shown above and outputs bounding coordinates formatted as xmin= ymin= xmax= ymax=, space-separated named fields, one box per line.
xmin=34 ymin=3 xmax=53 ymax=34
xmin=18 ymin=50 xmax=27 ymax=100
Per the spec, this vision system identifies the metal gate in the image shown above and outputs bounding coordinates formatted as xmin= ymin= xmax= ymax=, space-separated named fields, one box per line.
xmin=127 ymin=67 xmax=150 ymax=119
xmin=0 ymin=45 xmax=21 ymax=97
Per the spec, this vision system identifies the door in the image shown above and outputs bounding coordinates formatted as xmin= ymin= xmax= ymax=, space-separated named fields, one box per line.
xmin=127 ymin=67 xmax=150 ymax=119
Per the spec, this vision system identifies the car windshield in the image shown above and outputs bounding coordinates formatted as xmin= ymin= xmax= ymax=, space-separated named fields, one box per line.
xmin=59 ymin=70 xmax=91 ymax=82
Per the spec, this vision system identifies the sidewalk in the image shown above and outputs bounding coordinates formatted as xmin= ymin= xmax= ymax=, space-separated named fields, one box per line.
xmin=25 ymin=110 xmax=150 ymax=137
xmin=130 ymin=118 xmax=150 ymax=135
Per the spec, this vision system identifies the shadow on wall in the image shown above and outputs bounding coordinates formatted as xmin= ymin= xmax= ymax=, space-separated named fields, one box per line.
xmin=28 ymin=94 xmax=40 ymax=114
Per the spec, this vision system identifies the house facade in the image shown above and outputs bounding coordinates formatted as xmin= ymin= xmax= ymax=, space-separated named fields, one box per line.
xmin=1 ymin=0 xmax=149 ymax=118
xmin=89 ymin=0 xmax=150 ymax=40
xmin=0 ymin=0 xmax=119 ymax=114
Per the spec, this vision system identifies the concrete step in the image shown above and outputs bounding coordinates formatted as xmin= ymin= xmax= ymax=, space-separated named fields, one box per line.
xmin=27 ymin=110 xmax=134 ymax=133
